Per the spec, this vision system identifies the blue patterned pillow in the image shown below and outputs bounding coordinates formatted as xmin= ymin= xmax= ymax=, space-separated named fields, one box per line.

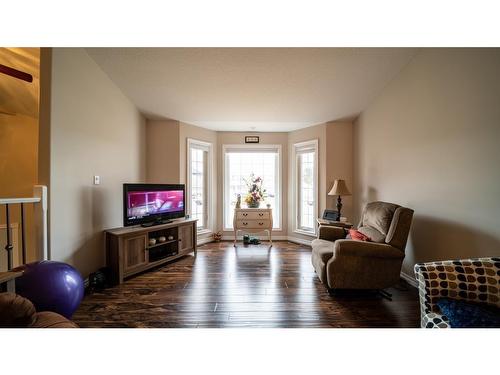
xmin=436 ymin=298 xmax=500 ymax=328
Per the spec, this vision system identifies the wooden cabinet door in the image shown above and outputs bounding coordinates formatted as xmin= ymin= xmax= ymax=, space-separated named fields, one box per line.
xmin=178 ymin=224 xmax=194 ymax=253
xmin=123 ymin=234 xmax=148 ymax=273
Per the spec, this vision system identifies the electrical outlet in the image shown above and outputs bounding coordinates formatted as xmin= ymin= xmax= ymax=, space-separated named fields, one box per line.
xmin=93 ymin=175 xmax=100 ymax=185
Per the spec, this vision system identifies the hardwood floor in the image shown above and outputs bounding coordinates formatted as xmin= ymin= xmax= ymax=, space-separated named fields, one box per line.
xmin=73 ymin=241 xmax=420 ymax=328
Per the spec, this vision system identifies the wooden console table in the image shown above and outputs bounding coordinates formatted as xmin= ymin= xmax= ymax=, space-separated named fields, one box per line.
xmin=106 ymin=218 xmax=197 ymax=284
xmin=233 ymin=208 xmax=273 ymax=245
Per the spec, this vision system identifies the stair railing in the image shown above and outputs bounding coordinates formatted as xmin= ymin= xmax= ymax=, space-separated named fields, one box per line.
xmin=0 ymin=185 xmax=48 ymax=270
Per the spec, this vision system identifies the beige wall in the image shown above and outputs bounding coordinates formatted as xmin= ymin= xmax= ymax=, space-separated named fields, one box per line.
xmin=353 ymin=48 xmax=500 ymax=277
xmin=325 ymin=122 xmax=353 ymax=220
xmin=49 ymin=48 xmax=146 ymax=277
xmin=146 ymin=119 xmax=180 ymax=183
xmin=0 ymin=114 xmax=38 ymax=198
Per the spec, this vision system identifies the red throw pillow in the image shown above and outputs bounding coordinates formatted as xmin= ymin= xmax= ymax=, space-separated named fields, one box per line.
xmin=349 ymin=229 xmax=371 ymax=242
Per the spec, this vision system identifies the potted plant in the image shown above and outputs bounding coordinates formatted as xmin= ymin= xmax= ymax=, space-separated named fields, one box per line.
xmin=212 ymin=231 xmax=222 ymax=242
xmin=243 ymin=173 xmax=267 ymax=208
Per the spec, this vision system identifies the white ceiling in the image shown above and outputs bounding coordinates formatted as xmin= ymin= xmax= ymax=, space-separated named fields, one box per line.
xmin=86 ymin=48 xmax=418 ymax=132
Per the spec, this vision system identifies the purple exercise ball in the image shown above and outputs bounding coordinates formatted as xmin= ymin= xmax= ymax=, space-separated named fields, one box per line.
xmin=14 ymin=261 xmax=84 ymax=319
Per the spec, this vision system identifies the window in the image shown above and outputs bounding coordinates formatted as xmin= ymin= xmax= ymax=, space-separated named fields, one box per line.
xmin=187 ymin=138 xmax=212 ymax=233
xmin=293 ymin=140 xmax=318 ymax=235
xmin=223 ymin=145 xmax=281 ymax=230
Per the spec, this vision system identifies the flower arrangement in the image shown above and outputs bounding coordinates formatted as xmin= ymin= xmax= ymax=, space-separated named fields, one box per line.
xmin=243 ymin=173 xmax=267 ymax=208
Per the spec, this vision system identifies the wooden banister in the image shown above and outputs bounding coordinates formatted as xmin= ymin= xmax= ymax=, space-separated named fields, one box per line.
xmin=1 ymin=185 xmax=49 ymax=271
xmin=0 ymin=197 xmax=41 ymax=204
xmin=33 ymin=185 xmax=49 ymax=261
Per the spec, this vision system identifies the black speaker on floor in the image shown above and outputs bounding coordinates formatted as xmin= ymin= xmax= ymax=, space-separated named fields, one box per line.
xmin=88 ymin=267 xmax=111 ymax=292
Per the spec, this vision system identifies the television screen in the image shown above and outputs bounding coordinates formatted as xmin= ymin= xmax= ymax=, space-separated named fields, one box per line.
xmin=123 ymin=184 xmax=185 ymax=226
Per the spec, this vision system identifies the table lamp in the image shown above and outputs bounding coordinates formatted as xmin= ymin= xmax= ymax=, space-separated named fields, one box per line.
xmin=328 ymin=179 xmax=351 ymax=221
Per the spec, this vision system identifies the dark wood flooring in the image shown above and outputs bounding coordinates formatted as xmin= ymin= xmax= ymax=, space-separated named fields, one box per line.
xmin=73 ymin=241 xmax=420 ymax=328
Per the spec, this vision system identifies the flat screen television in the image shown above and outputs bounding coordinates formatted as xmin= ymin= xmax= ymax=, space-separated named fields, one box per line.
xmin=123 ymin=183 xmax=185 ymax=227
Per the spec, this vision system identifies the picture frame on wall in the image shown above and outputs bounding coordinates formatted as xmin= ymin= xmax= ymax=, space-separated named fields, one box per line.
xmin=245 ymin=136 xmax=259 ymax=143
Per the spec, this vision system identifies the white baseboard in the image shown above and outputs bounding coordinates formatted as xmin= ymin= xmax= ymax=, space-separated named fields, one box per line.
xmin=197 ymin=236 xmax=214 ymax=245
xmin=286 ymin=236 xmax=313 ymax=246
xmin=400 ymin=271 xmax=418 ymax=288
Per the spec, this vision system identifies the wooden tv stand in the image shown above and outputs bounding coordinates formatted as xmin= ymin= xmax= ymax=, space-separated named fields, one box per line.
xmin=105 ymin=218 xmax=197 ymax=284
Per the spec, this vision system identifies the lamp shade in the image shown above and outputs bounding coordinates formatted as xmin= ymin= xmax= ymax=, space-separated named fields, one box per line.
xmin=328 ymin=179 xmax=351 ymax=196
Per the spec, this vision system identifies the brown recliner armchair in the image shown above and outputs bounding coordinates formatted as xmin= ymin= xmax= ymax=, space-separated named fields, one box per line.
xmin=311 ymin=201 xmax=414 ymax=292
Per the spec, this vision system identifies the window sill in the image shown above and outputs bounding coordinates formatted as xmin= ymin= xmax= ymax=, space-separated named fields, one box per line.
xmin=293 ymin=229 xmax=317 ymax=238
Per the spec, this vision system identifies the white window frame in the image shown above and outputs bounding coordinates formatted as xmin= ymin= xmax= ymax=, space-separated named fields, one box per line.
xmin=292 ymin=139 xmax=318 ymax=236
xmin=187 ymin=138 xmax=213 ymax=235
xmin=222 ymin=144 xmax=282 ymax=231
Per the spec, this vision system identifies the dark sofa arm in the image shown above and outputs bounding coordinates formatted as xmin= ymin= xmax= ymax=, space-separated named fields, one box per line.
xmin=0 ymin=292 xmax=36 ymax=327
xmin=0 ymin=292 xmax=78 ymax=328
xmin=30 ymin=311 xmax=79 ymax=328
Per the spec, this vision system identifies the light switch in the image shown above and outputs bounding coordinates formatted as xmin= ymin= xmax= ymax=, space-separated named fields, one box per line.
xmin=93 ymin=175 xmax=100 ymax=185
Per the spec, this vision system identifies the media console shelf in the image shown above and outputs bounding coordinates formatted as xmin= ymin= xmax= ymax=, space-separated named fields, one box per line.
xmin=105 ymin=218 xmax=197 ymax=284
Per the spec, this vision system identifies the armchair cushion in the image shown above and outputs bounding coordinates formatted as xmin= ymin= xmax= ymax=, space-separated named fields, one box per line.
xmin=357 ymin=226 xmax=386 ymax=243
xmin=361 ymin=201 xmax=398 ymax=234
xmin=333 ymin=239 xmax=405 ymax=259
xmin=357 ymin=202 xmax=399 ymax=243
xmin=436 ymin=298 xmax=500 ymax=328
